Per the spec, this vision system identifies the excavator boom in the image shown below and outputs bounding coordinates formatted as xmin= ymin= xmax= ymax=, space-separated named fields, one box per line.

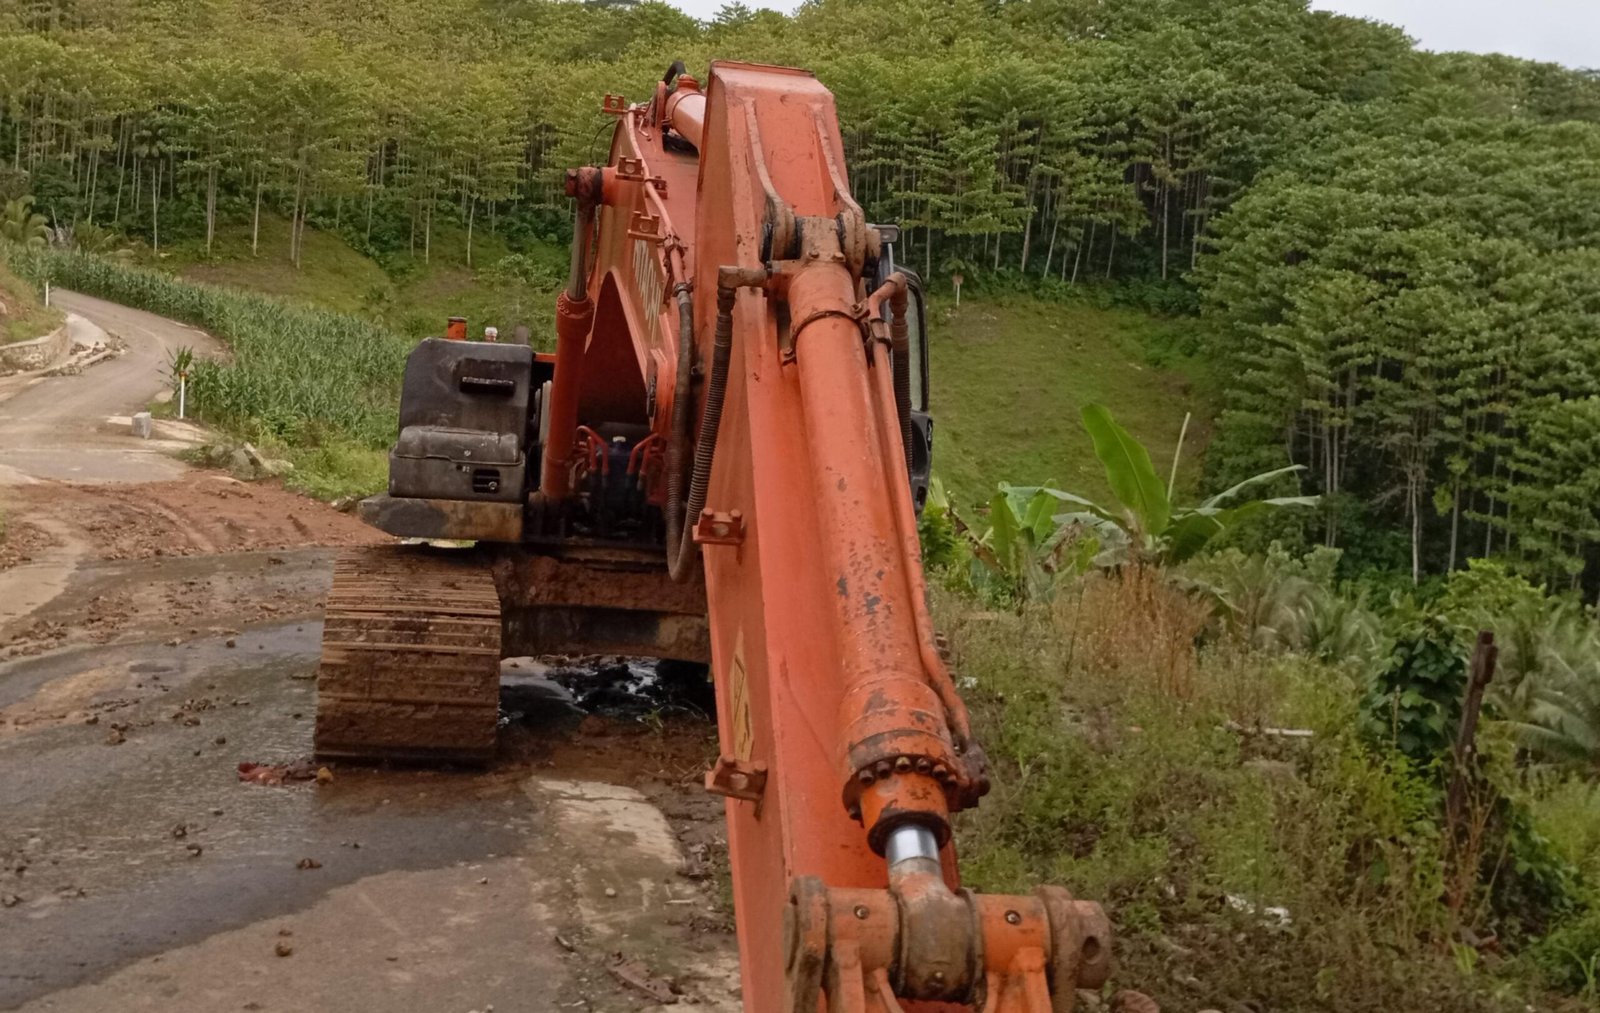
xmin=319 ymin=60 xmax=1138 ymax=1013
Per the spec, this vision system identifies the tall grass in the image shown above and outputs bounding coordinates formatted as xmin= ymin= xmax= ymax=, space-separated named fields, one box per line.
xmin=940 ymin=573 xmax=1552 ymax=1012
xmin=5 ymin=246 xmax=409 ymax=447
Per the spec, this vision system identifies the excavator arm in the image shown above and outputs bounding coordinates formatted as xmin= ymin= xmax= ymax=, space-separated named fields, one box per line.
xmin=554 ymin=62 xmax=1123 ymax=1012
xmin=324 ymin=59 xmax=1144 ymax=1013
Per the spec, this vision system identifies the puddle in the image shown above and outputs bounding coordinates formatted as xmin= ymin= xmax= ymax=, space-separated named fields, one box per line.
xmin=503 ymin=656 xmax=715 ymax=721
xmin=0 ymin=518 xmax=83 ymax=628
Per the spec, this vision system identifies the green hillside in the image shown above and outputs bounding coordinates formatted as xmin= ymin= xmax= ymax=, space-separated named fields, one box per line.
xmin=929 ymin=298 xmax=1210 ymax=510
xmin=144 ymin=214 xmax=567 ymax=342
xmin=74 ymin=203 xmax=1199 ymax=506
xmin=0 ymin=260 xmax=62 ymax=345
xmin=140 ymin=218 xmax=1211 ymax=507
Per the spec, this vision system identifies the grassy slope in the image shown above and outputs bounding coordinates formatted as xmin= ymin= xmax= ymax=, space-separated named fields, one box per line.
xmin=166 ymin=216 xmax=390 ymax=315
xmin=126 ymin=217 xmax=568 ymax=498
xmin=146 ymin=214 xmax=564 ymax=345
xmin=928 ymin=295 xmax=1212 ymax=511
xmin=139 ymin=219 xmax=1214 ymax=502
xmin=0 ymin=261 xmax=64 ymax=344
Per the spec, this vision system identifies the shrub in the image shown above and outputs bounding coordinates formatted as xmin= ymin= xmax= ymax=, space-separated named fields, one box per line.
xmin=1438 ymin=559 xmax=1548 ymax=629
xmin=1529 ymin=906 xmax=1600 ymax=998
xmin=940 ymin=582 xmax=1515 ymax=1011
xmin=1361 ymin=612 xmax=1469 ymax=765
xmin=1185 ymin=543 xmax=1384 ymax=671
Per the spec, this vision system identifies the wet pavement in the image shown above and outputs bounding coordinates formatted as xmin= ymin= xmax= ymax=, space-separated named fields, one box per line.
xmin=0 ymin=620 xmax=737 ymax=1012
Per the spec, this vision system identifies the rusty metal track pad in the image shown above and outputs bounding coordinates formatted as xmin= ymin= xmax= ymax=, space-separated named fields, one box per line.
xmin=315 ymin=544 xmax=502 ymax=764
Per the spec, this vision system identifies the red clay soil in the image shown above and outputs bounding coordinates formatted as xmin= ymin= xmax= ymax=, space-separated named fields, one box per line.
xmin=0 ymin=471 xmax=385 ymax=562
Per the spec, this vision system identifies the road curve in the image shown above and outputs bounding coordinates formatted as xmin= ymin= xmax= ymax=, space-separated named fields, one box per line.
xmin=0 ymin=290 xmax=223 ymax=484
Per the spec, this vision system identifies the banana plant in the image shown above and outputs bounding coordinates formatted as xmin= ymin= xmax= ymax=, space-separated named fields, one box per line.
xmin=948 ymin=482 xmax=1099 ymax=603
xmin=1 ymin=196 xmax=48 ymax=248
xmin=1020 ymin=404 xmax=1319 ymax=566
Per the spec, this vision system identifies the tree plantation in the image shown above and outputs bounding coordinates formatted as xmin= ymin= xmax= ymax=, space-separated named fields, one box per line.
xmin=1 ymin=0 xmax=1600 ymax=580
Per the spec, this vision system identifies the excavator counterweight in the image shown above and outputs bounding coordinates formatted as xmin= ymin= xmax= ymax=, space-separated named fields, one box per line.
xmin=314 ymin=60 xmax=1147 ymax=1013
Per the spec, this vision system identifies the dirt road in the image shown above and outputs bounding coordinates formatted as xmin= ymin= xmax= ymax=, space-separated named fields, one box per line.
xmin=0 ymin=296 xmax=737 ymax=1012
xmin=0 ymin=290 xmax=219 ymax=486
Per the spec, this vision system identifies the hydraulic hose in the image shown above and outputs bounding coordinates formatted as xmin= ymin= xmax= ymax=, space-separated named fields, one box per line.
xmin=566 ymin=200 xmax=595 ymax=303
xmin=540 ymin=199 xmax=598 ymax=500
xmin=889 ymin=284 xmax=914 ymax=473
xmin=682 ymin=284 xmax=737 ymax=551
xmin=665 ymin=266 xmax=766 ymax=582
xmin=663 ymin=281 xmax=698 ymax=581
xmin=866 ymin=275 xmax=916 ymax=491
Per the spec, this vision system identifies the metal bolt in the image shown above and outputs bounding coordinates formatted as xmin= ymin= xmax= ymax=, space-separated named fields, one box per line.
xmin=874 ymin=761 xmax=892 ymax=779
xmin=915 ymin=757 xmax=932 ymax=773
xmin=857 ymin=769 xmax=875 ymax=786
xmin=893 ymin=756 xmax=912 ymax=773
xmin=1004 ymin=910 xmax=1021 ymax=925
xmin=853 ymin=904 xmax=870 ymax=920
xmin=932 ymin=764 xmax=949 ymax=781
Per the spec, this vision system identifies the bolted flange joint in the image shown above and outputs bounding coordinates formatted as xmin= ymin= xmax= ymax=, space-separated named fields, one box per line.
xmin=782 ymin=873 xmax=1121 ymax=1013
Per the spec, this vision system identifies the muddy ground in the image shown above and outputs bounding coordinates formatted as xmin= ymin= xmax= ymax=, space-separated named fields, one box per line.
xmin=0 ymin=476 xmax=737 ymax=1013
xmin=0 ymin=474 xmax=382 ymax=658
xmin=0 ymin=293 xmax=740 ymax=1012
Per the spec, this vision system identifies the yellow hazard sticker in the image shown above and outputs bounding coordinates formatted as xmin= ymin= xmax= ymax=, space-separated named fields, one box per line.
xmin=729 ymin=630 xmax=754 ymax=761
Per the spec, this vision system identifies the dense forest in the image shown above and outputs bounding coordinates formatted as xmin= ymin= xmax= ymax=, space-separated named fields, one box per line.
xmin=2 ymin=0 xmax=1600 ymax=592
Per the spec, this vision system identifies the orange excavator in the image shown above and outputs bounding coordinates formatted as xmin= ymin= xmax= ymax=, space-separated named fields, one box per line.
xmin=315 ymin=61 xmax=1151 ymax=1013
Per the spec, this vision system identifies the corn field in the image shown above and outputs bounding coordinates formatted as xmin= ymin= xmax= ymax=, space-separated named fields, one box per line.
xmin=5 ymin=246 xmax=409 ymax=447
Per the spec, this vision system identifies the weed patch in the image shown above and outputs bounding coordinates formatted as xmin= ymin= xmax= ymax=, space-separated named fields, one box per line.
xmin=941 ymin=570 xmax=1563 ymax=1012
xmin=284 ymin=442 xmax=389 ymax=502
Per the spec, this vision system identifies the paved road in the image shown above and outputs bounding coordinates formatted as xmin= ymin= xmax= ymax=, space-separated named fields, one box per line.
xmin=0 ymin=291 xmax=220 ymax=485
xmin=0 ymin=614 xmax=736 ymax=1013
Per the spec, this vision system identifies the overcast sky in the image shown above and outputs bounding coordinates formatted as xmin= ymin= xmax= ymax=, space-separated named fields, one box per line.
xmin=1308 ymin=0 xmax=1598 ymax=69
xmin=666 ymin=0 xmax=1598 ymax=71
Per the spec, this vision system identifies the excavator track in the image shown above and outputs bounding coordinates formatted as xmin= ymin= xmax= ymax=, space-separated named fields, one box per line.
xmin=314 ymin=545 xmax=502 ymax=763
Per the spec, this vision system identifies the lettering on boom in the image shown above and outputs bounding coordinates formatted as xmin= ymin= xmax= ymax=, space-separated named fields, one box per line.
xmin=633 ymin=238 xmax=665 ymax=350
xmin=729 ymin=629 xmax=754 ymax=762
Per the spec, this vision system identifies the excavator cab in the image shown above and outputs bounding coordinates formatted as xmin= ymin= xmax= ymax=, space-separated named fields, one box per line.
xmin=360 ymin=253 xmax=933 ymax=536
